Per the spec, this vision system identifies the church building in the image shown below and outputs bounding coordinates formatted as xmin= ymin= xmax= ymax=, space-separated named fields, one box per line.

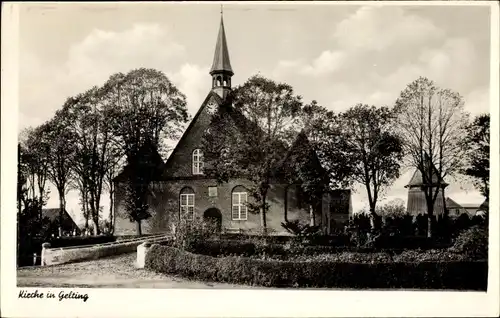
xmin=112 ymin=13 xmax=351 ymax=236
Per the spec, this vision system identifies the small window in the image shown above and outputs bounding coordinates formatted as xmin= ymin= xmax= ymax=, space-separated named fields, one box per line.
xmin=208 ymin=186 xmax=218 ymax=197
xmin=180 ymin=187 xmax=195 ymax=221
xmin=192 ymin=149 xmax=204 ymax=175
xmin=232 ymin=187 xmax=248 ymax=221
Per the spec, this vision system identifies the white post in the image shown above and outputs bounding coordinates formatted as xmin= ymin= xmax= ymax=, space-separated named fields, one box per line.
xmin=136 ymin=242 xmax=152 ymax=269
xmin=41 ymin=242 xmax=51 ymax=266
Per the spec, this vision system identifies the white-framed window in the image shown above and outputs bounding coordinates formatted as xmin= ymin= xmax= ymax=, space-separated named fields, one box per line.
xmin=180 ymin=187 xmax=195 ymax=221
xmin=232 ymin=186 xmax=248 ymax=221
xmin=192 ymin=149 xmax=204 ymax=175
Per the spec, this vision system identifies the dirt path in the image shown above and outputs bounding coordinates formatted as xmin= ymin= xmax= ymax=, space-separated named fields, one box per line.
xmin=17 ymin=253 xmax=248 ymax=289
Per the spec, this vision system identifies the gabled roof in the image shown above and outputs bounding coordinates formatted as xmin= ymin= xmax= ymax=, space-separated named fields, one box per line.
xmin=162 ymin=90 xmax=223 ymax=174
xmin=478 ymin=198 xmax=489 ymax=211
xmin=210 ymin=15 xmax=233 ymax=76
xmin=276 ymin=130 xmax=329 ymax=185
xmin=114 ymin=142 xmax=166 ymax=182
xmin=41 ymin=208 xmax=81 ymax=231
xmin=445 ymin=197 xmax=463 ymax=209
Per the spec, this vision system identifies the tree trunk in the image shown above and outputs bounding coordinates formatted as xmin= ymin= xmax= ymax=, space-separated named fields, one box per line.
xmin=58 ymin=190 xmax=66 ymax=237
xmin=426 ymin=200 xmax=434 ymax=238
xmin=109 ymin=185 xmax=115 ymax=235
xmin=261 ymin=198 xmax=267 ymax=236
xmin=136 ymin=220 xmax=142 ymax=236
xmin=309 ymin=204 xmax=315 ymax=226
xmin=368 ymin=205 xmax=378 ymax=232
xmin=92 ymin=213 xmax=100 ymax=236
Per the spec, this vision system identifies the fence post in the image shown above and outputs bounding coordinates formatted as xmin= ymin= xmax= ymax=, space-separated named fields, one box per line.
xmin=136 ymin=242 xmax=152 ymax=269
xmin=41 ymin=243 xmax=51 ymax=266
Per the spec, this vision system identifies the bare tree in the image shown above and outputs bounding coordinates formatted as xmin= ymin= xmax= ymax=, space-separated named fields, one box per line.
xmin=395 ymin=77 xmax=469 ymax=237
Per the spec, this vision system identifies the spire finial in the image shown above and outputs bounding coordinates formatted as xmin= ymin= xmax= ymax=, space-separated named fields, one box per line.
xmin=220 ymin=4 xmax=223 ymax=16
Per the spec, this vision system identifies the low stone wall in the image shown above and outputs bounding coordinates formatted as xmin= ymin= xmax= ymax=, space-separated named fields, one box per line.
xmin=41 ymin=234 xmax=170 ymax=266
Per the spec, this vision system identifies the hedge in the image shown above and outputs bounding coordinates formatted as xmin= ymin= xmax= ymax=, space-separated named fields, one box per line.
xmin=220 ymin=234 xmax=352 ymax=246
xmin=183 ymin=238 xmax=453 ymax=259
xmin=145 ymin=244 xmax=487 ymax=290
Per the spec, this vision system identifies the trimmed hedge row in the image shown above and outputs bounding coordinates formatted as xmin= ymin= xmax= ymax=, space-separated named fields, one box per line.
xmin=184 ymin=238 xmax=450 ymax=259
xmin=220 ymin=234 xmax=352 ymax=246
xmin=186 ymin=239 xmax=348 ymax=257
xmin=145 ymin=244 xmax=487 ymax=290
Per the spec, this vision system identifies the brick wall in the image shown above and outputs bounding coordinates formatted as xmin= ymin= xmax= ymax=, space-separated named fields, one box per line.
xmin=113 ymin=178 xmax=321 ymax=235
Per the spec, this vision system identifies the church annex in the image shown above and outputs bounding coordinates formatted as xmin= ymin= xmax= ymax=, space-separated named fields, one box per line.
xmin=112 ymin=13 xmax=351 ymax=236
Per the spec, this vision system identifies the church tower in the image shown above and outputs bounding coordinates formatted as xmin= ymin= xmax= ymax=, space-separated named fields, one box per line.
xmin=210 ymin=8 xmax=233 ymax=100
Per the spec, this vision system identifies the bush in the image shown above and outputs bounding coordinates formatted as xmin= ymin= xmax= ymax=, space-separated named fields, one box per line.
xmin=173 ymin=217 xmax=220 ymax=250
xmin=449 ymin=226 xmax=488 ymax=259
xmin=281 ymin=220 xmax=321 ymax=237
xmin=145 ymin=244 xmax=487 ymax=290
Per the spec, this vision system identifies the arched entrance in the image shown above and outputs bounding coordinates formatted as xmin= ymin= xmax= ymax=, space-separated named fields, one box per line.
xmin=203 ymin=208 xmax=222 ymax=232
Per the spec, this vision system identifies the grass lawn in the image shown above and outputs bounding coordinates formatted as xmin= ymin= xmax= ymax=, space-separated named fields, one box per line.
xmin=17 ymin=253 xmax=248 ymax=289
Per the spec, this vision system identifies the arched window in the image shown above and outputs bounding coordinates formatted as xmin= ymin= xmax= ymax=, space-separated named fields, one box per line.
xmin=232 ymin=186 xmax=248 ymax=221
xmin=216 ymin=76 xmax=222 ymax=86
xmin=223 ymin=76 xmax=228 ymax=87
xmin=192 ymin=149 xmax=204 ymax=175
xmin=180 ymin=187 xmax=195 ymax=221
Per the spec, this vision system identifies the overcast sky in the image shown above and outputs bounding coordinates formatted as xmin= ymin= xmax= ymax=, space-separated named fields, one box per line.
xmin=18 ymin=3 xmax=491 ymax=223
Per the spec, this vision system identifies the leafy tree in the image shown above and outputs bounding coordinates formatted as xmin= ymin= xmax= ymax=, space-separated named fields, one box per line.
xmin=280 ymin=131 xmax=329 ymax=227
xmin=19 ymin=126 xmax=51 ymax=217
xmin=376 ymin=198 xmax=406 ymax=217
xmin=394 ymin=77 xmax=469 ymax=238
xmin=462 ymin=113 xmax=489 ymax=200
xmin=62 ymin=88 xmax=113 ymax=235
xmin=203 ymin=75 xmax=302 ymax=234
xmin=335 ymin=104 xmax=404 ymax=230
xmin=103 ymin=68 xmax=189 ymax=235
xmin=297 ymin=103 xmax=355 ymax=189
xmin=41 ymin=112 xmax=76 ymax=236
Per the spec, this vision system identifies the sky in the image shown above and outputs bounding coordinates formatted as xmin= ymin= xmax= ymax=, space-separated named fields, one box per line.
xmin=18 ymin=2 xmax=491 ymax=225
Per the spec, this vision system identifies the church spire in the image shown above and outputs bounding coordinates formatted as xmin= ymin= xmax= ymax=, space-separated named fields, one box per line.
xmin=210 ymin=7 xmax=233 ymax=76
xmin=210 ymin=6 xmax=233 ymax=99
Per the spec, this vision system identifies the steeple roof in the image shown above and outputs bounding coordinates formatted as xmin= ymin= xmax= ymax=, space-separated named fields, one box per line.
xmin=210 ymin=13 xmax=233 ymax=76
xmin=405 ymin=153 xmax=448 ymax=188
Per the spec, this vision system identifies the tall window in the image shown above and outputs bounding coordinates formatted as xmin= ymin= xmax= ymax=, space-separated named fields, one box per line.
xmin=232 ymin=186 xmax=248 ymax=221
xmin=180 ymin=187 xmax=195 ymax=221
xmin=192 ymin=149 xmax=204 ymax=175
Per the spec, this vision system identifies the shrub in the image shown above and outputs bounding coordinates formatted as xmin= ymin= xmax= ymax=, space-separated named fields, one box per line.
xmin=449 ymin=226 xmax=488 ymax=259
xmin=145 ymin=244 xmax=487 ymax=290
xmin=281 ymin=220 xmax=321 ymax=237
xmin=173 ymin=217 xmax=220 ymax=249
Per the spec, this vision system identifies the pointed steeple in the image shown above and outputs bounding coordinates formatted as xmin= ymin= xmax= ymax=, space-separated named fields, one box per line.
xmin=210 ymin=7 xmax=233 ymax=76
xmin=209 ymin=6 xmax=233 ymax=99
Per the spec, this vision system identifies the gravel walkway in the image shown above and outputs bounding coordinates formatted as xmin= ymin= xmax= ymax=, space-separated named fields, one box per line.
xmin=17 ymin=253 xmax=247 ymax=289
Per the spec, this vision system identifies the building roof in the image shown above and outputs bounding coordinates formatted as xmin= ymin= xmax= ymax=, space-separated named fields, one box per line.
xmin=41 ymin=208 xmax=81 ymax=231
xmin=113 ymin=142 xmax=167 ymax=182
xmin=277 ymin=130 xmax=329 ymax=185
xmin=445 ymin=197 xmax=463 ymax=209
xmin=210 ymin=15 xmax=233 ymax=76
xmin=478 ymin=198 xmax=489 ymax=211
xmin=405 ymin=154 xmax=448 ymax=188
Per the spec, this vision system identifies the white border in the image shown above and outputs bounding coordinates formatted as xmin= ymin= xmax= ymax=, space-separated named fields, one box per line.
xmin=2 ymin=2 xmax=499 ymax=317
